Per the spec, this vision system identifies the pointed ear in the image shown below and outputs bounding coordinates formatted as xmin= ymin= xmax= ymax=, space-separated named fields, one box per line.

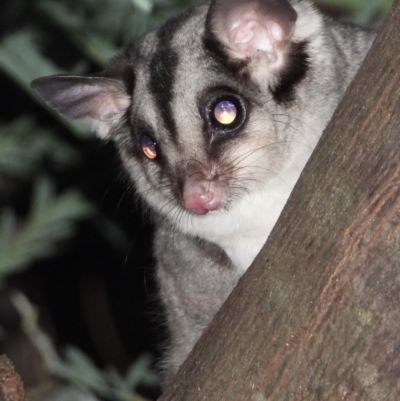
xmin=206 ymin=0 xmax=297 ymax=81
xmin=31 ymin=75 xmax=131 ymax=139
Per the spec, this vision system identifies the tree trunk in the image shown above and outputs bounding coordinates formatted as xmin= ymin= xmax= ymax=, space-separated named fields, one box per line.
xmin=0 ymin=355 xmax=27 ymax=401
xmin=158 ymin=0 xmax=400 ymax=400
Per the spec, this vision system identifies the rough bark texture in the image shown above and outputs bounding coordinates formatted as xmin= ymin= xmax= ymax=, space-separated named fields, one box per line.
xmin=0 ymin=355 xmax=27 ymax=401
xmin=158 ymin=1 xmax=400 ymax=400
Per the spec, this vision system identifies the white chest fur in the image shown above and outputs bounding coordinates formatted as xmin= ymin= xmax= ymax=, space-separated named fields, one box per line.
xmin=177 ymin=149 xmax=312 ymax=273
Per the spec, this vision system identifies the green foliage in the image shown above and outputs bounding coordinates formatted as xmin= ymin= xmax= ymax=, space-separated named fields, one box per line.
xmin=0 ymin=32 xmax=93 ymax=137
xmin=32 ymin=0 xmax=206 ymax=67
xmin=12 ymin=291 xmax=158 ymax=401
xmin=315 ymin=0 xmax=393 ymax=26
xmin=0 ymin=178 xmax=93 ymax=277
xmin=0 ymin=118 xmax=80 ymax=176
xmin=58 ymin=348 xmax=158 ymax=401
xmin=0 ymin=114 xmax=91 ymax=278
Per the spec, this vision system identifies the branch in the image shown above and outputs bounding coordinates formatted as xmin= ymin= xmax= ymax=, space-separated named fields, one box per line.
xmin=159 ymin=0 xmax=400 ymax=399
xmin=0 ymin=355 xmax=27 ymax=401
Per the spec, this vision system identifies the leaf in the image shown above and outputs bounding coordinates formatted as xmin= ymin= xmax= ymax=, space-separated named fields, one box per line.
xmin=125 ymin=354 xmax=159 ymax=388
xmin=0 ymin=118 xmax=83 ymax=179
xmin=130 ymin=0 xmax=154 ymax=13
xmin=35 ymin=0 xmax=119 ymax=65
xmin=0 ymin=31 xmax=91 ymax=137
xmin=314 ymin=0 xmax=392 ymax=26
xmin=0 ymin=178 xmax=93 ymax=277
xmin=63 ymin=346 xmax=105 ymax=385
xmin=0 ymin=209 xmax=17 ymax=254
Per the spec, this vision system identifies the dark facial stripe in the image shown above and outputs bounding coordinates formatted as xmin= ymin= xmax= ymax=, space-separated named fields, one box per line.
xmin=203 ymin=29 xmax=309 ymax=106
xmin=148 ymin=9 xmax=195 ymax=143
xmin=149 ymin=49 xmax=178 ymax=140
xmin=270 ymin=41 xmax=310 ymax=104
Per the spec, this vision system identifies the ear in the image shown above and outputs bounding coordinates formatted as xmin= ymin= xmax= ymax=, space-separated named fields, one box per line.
xmin=206 ymin=0 xmax=297 ymax=82
xmin=31 ymin=75 xmax=131 ymax=139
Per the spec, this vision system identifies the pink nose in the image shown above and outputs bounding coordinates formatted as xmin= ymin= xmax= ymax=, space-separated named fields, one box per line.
xmin=182 ymin=190 xmax=221 ymax=215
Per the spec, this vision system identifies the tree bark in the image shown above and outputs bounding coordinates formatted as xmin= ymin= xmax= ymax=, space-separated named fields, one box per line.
xmin=158 ymin=0 xmax=400 ymax=400
xmin=0 ymin=355 xmax=27 ymax=401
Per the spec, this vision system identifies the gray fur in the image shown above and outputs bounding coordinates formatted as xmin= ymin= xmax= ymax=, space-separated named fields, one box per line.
xmin=31 ymin=0 xmax=374 ymax=383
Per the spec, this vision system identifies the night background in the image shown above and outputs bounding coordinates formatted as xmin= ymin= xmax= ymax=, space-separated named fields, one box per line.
xmin=0 ymin=0 xmax=393 ymax=400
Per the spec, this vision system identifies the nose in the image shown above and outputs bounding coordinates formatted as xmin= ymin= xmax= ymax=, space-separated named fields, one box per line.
xmin=182 ymin=187 xmax=222 ymax=215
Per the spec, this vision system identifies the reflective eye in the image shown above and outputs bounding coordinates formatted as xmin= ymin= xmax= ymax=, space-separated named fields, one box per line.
xmin=140 ymin=135 xmax=158 ymax=160
xmin=214 ymin=100 xmax=237 ymax=125
xmin=208 ymin=94 xmax=245 ymax=131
